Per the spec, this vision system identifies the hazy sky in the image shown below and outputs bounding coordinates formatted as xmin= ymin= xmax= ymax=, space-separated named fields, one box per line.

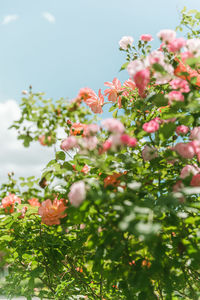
xmin=1 ymin=0 xmax=200 ymax=183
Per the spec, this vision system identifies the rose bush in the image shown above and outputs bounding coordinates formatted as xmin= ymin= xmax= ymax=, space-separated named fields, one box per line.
xmin=1 ymin=7 xmax=200 ymax=300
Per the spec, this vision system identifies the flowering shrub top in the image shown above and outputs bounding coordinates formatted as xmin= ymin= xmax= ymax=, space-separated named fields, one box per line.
xmin=1 ymin=8 xmax=200 ymax=299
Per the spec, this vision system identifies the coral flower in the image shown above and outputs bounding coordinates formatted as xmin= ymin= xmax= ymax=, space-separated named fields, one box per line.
xmin=38 ymin=198 xmax=67 ymax=225
xmin=78 ymin=87 xmax=96 ymax=101
xmin=174 ymin=54 xmax=200 ymax=87
xmin=28 ymin=198 xmax=41 ymax=207
xmin=38 ymin=135 xmax=52 ymax=146
xmin=1 ymin=193 xmax=21 ymax=213
xmin=70 ymin=123 xmax=87 ymax=136
xmin=104 ymin=173 xmax=122 ymax=188
xmin=104 ymin=78 xmax=122 ymax=107
xmin=85 ymin=89 xmax=104 ymax=113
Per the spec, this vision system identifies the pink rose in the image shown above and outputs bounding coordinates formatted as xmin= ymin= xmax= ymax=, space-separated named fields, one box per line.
xmin=127 ymin=59 xmax=145 ymax=78
xmin=176 ymin=125 xmax=189 ymax=136
xmin=142 ymin=145 xmax=158 ymax=161
xmin=140 ymin=34 xmax=153 ymax=42
xmin=157 ymin=29 xmax=176 ymax=43
xmin=143 ymin=119 xmax=159 ymax=133
xmin=167 ymin=91 xmax=184 ymax=104
xmin=190 ymin=127 xmax=200 ymax=141
xmin=1 ymin=193 xmax=21 ymax=214
xmin=119 ymin=36 xmax=134 ymax=50
xmin=68 ymin=181 xmax=86 ymax=207
xmin=134 ymin=69 xmax=150 ymax=98
xmin=167 ymin=38 xmax=186 ymax=53
xmin=80 ymin=136 xmax=98 ymax=151
xmin=169 ymin=78 xmax=190 ymax=93
xmin=60 ymin=136 xmax=77 ymax=151
xmin=180 ymin=165 xmax=199 ymax=179
xmin=174 ymin=142 xmax=195 ymax=159
xmin=101 ymin=118 xmax=125 ymax=133
xmin=120 ymin=134 xmax=137 ymax=147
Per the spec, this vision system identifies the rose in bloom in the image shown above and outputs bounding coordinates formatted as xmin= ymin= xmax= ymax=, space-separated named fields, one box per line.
xmin=119 ymin=36 xmax=134 ymax=50
xmin=143 ymin=119 xmax=159 ymax=133
xmin=167 ymin=91 xmax=184 ymax=105
xmin=80 ymin=136 xmax=98 ymax=151
xmin=157 ymin=29 xmax=176 ymax=43
xmin=180 ymin=165 xmax=200 ymax=179
xmin=148 ymin=50 xmax=165 ymax=65
xmin=176 ymin=125 xmax=189 ymax=136
xmin=191 ymin=174 xmax=200 ymax=186
xmin=81 ymin=165 xmax=90 ymax=174
xmin=167 ymin=38 xmax=186 ymax=53
xmin=78 ymin=87 xmax=95 ymax=101
xmin=104 ymin=173 xmax=122 ymax=188
xmin=140 ymin=34 xmax=153 ymax=42
xmin=169 ymin=78 xmax=190 ymax=93
xmin=28 ymin=198 xmax=40 ymax=207
xmin=38 ymin=198 xmax=67 ymax=225
xmin=142 ymin=145 xmax=158 ymax=161
xmin=186 ymin=39 xmax=200 ymax=57
xmin=70 ymin=123 xmax=87 ymax=136
xmin=101 ymin=118 xmax=125 ymax=133
xmin=99 ymin=139 xmax=112 ymax=154
xmin=122 ymin=79 xmax=136 ymax=98
xmin=1 ymin=193 xmax=21 ymax=213
xmin=68 ymin=181 xmax=86 ymax=207
xmin=134 ymin=69 xmax=150 ymax=97
xmin=104 ymin=78 xmax=122 ymax=107
xmin=38 ymin=135 xmax=52 ymax=146
xmin=84 ymin=124 xmax=99 ymax=136
xmin=120 ymin=134 xmax=137 ymax=147
xmin=190 ymin=127 xmax=200 ymax=141
xmin=85 ymin=89 xmax=104 ymax=114
xmin=127 ymin=59 xmax=146 ymax=78
xmin=174 ymin=142 xmax=195 ymax=159
xmin=60 ymin=136 xmax=77 ymax=151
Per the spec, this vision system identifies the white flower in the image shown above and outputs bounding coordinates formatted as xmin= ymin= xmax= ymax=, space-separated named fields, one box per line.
xmin=186 ymin=39 xmax=200 ymax=57
xmin=157 ymin=29 xmax=176 ymax=43
xmin=119 ymin=36 xmax=134 ymax=50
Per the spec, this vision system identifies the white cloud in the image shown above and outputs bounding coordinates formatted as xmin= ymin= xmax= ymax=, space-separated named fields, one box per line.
xmin=2 ymin=14 xmax=19 ymax=25
xmin=42 ymin=12 xmax=56 ymax=24
xmin=0 ymin=100 xmax=56 ymax=183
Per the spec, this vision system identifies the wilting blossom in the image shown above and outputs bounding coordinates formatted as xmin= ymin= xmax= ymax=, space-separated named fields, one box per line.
xmin=140 ymin=34 xmax=153 ymax=42
xmin=119 ymin=36 xmax=134 ymax=50
xmin=176 ymin=125 xmax=189 ymax=136
xmin=1 ymin=193 xmax=21 ymax=213
xmin=104 ymin=78 xmax=122 ymax=105
xmin=186 ymin=39 xmax=200 ymax=57
xmin=120 ymin=134 xmax=137 ymax=147
xmin=101 ymin=118 xmax=125 ymax=133
xmin=60 ymin=136 xmax=77 ymax=151
xmin=68 ymin=181 xmax=86 ymax=207
xmin=168 ymin=38 xmax=186 ymax=53
xmin=142 ymin=145 xmax=158 ymax=161
xmin=134 ymin=69 xmax=150 ymax=97
xmin=169 ymin=78 xmax=190 ymax=93
xmin=38 ymin=198 xmax=67 ymax=226
xmin=190 ymin=174 xmax=200 ymax=186
xmin=28 ymin=198 xmax=41 ymax=207
xmin=85 ymin=89 xmax=104 ymax=114
xmin=143 ymin=119 xmax=159 ymax=133
xmin=190 ymin=127 xmax=200 ymax=141
xmin=180 ymin=165 xmax=200 ymax=179
xmin=167 ymin=91 xmax=184 ymax=104
xmin=174 ymin=142 xmax=195 ymax=159
xmin=157 ymin=29 xmax=176 ymax=43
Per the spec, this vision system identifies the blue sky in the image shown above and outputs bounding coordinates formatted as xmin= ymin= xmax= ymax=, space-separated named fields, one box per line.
xmin=1 ymin=0 xmax=200 ymax=102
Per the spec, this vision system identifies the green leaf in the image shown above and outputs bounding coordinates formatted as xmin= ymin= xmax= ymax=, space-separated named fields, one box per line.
xmin=150 ymin=94 xmax=168 ymax=107
xmin=119 ymin=62 xmax=129 ymax=71
xmin=159 ymin=122 xmax=176 ymax=139
xmin=56 ymin=151 xmax=66 ymax=160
